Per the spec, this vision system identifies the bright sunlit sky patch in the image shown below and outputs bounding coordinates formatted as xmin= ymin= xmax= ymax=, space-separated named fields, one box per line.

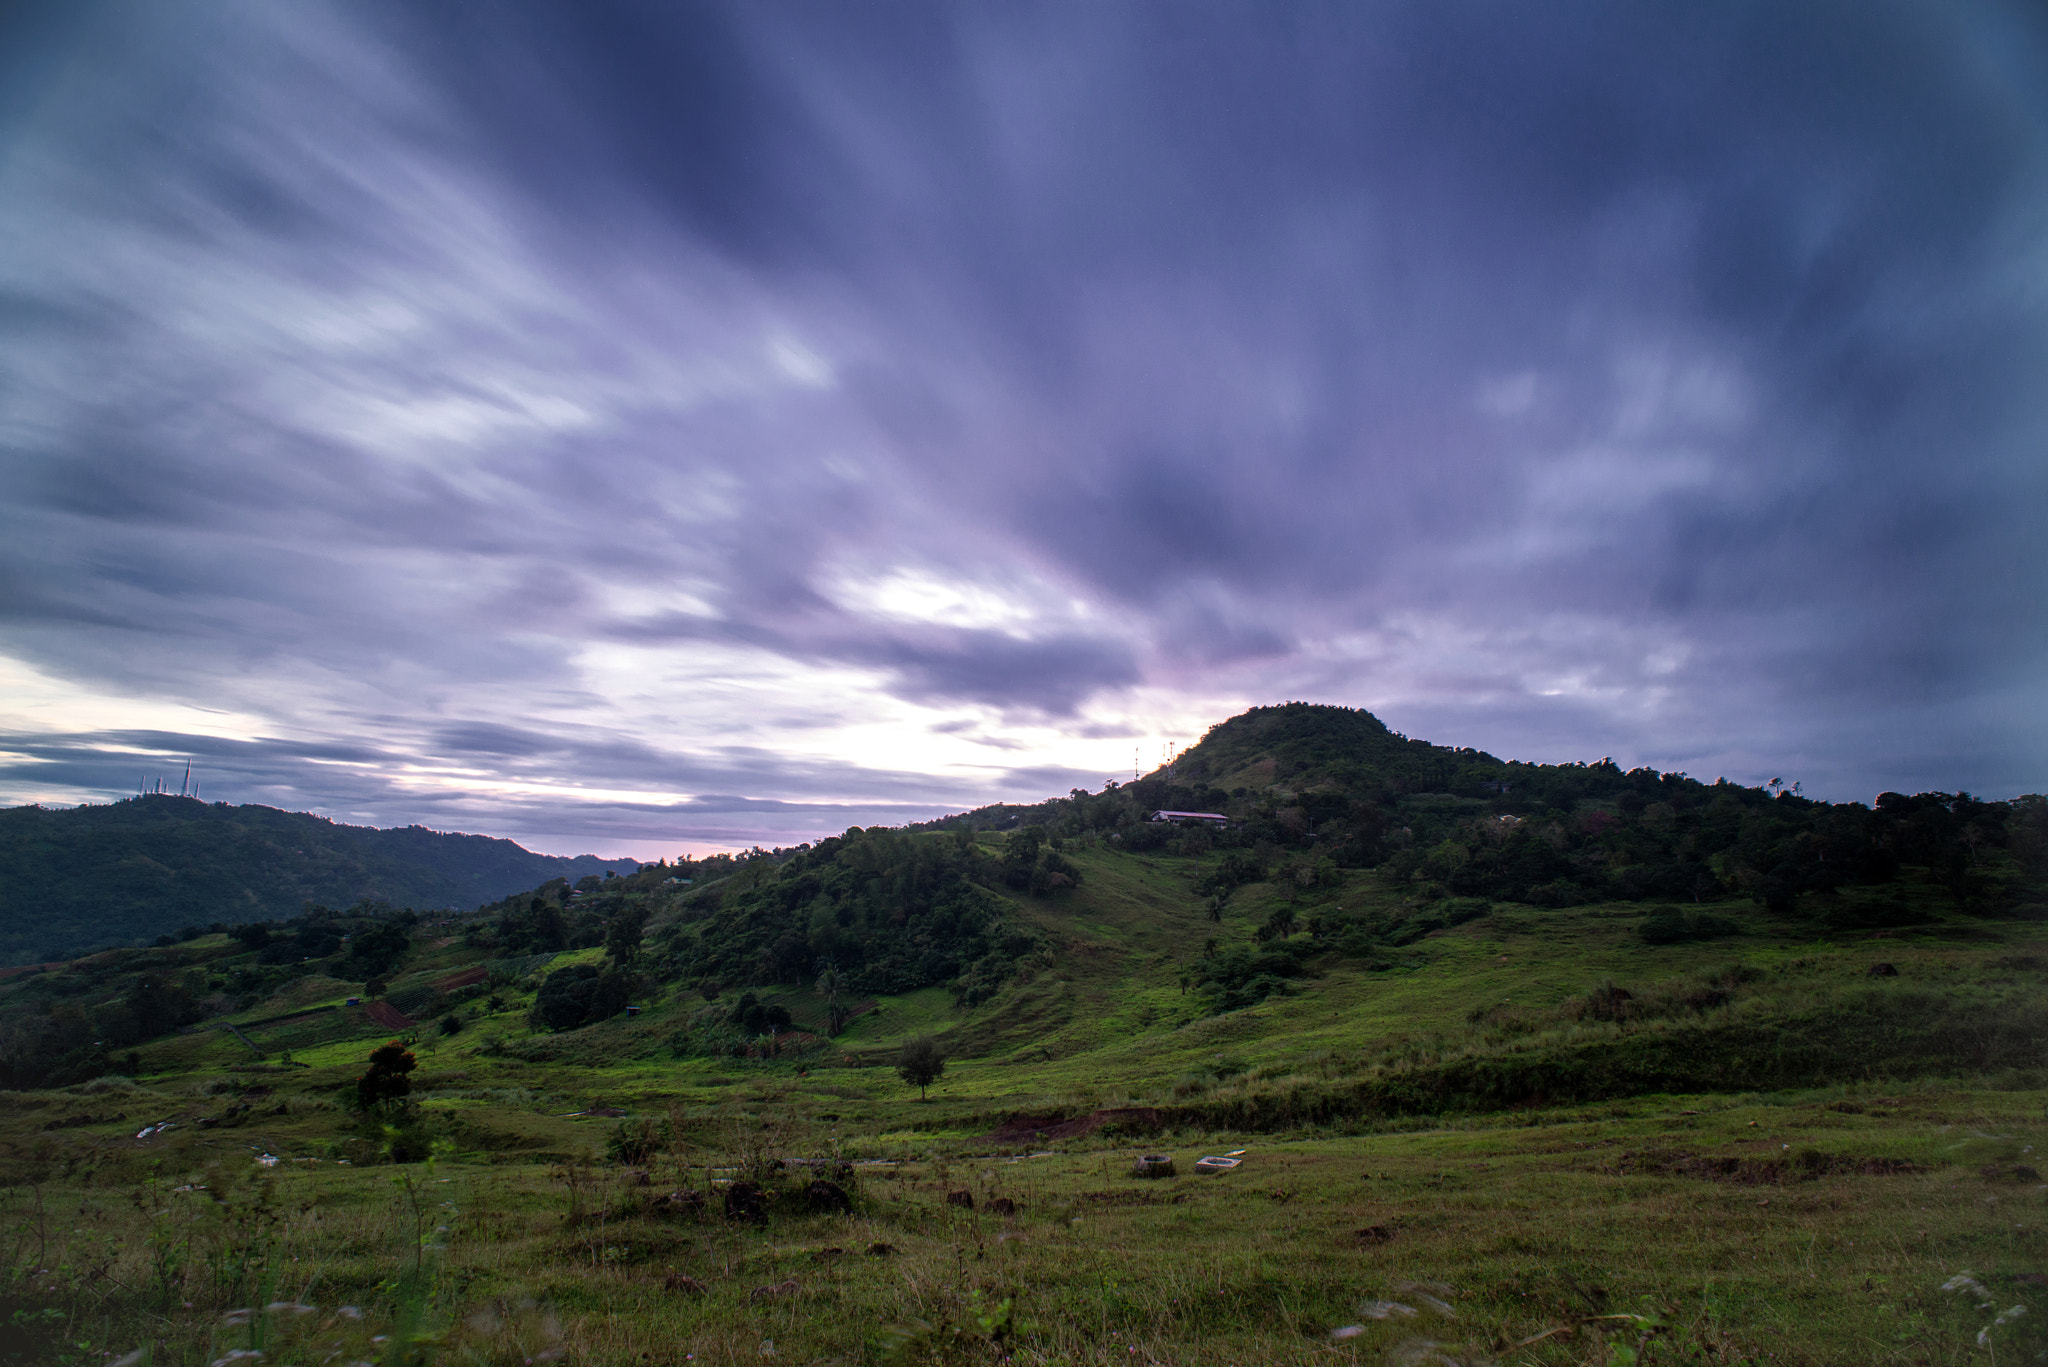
xmin=1 ymin=0 xmax=2045 ymax=858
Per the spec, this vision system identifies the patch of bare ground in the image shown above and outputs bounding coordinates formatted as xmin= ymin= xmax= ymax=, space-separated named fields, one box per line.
xmin=1605 ymin=1148 xmax=1926 ymax=1182
xmin=974 ymin=1106 xmax=1164 ymax=1143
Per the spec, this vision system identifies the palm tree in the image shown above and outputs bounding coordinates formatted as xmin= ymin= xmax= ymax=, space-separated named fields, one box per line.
xmin=817 ymin=963 xmax=848 ymax=1035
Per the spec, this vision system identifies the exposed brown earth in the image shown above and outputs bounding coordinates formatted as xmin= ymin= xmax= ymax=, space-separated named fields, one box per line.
xmin=975 ymin=1106 xmax=1165 ymax=1144
xmin=1607 ymin=1149 xmax=1926 ymax=1183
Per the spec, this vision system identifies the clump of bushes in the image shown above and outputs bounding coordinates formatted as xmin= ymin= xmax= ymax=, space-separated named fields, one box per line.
xmin=530 ymin=962 xmax=636 ymax=1031
xmin=607 ymin=1116 xmax=670 ymax=1165
xmin=1639 ymin=905 xmax=1741 ymax=944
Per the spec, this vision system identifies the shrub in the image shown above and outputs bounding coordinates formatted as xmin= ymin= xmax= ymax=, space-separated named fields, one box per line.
xmin=1641 ymin=906 xmax=1742 ymax=944
xmin=533 ymin=963 xmax=601 ymax=1030
xmin=607 ymin=1117 xmax=667 ymax=1165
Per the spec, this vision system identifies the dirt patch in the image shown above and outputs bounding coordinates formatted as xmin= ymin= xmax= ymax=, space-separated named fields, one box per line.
xmin=1609 ymin=1149 xmax=1925 ymax=1184
xmin=976 ymin=1107 xmax=1165 ymax=1144
xmin=1076 ymin=1190 xmax=1187 ymax=1207
xmin=434 ymin=966 xmax=490 ymax=993
xmin=1981 ymin=1164 xmax=2042 ymax=1183
xmin=364 ymin=1001 xmax=414 ymax=1030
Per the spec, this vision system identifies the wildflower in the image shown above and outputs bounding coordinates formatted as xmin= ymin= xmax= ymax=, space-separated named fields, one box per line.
xmin=1942 ymin=1273 xmax=1993 ymax=1308
xmin=1980 ymin=1304 xmax=2028 ymax=1348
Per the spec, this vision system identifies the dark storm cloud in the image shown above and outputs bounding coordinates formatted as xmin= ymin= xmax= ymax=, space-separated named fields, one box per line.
xmin=0 ymin=0 xmax=2042 ymax=849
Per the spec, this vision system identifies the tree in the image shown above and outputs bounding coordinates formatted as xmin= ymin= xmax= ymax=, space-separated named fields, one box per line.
xmin=349 ymin=921 xmax=411 ymax=980
xmin=817 ymin=963 xmax=848 ymax=1035
xmin=587 ymin=966 xmax=634 ymax=1023
xmin=896 ymin=1034 xmax=946 ymax=1100
xmin=604 ymin=906 xmax=647 ymax=968
xmin=533 ymin=963 xmax=602 ymax=1031
xmin=122 ymin=975 xmax=201 ymax=1043
xmin=355 ymin=1040 xmax=416 ymax=1110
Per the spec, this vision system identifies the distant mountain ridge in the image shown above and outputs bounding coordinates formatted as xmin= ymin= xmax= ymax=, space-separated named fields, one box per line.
xmin=0 ymin=795 xmax=638 ymax=964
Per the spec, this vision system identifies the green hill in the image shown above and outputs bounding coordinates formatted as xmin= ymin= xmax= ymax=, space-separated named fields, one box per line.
xmin=925 ymin=701 xmax=2046 ymax=922
xmin=2 ymin=703 xmax=2044 ymax=1365
xmin=14 ymin=702 xmax=2039 ymax=1098
xmin=0 ymin=794 xmax=638 ymax=963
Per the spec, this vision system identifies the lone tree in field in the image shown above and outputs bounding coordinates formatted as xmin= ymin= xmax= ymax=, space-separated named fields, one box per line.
xmin=354 ymin=1039 xmax=416 ymax=1110
xmin=897 ymin=1034 xmax=946 ymax=1100
xmin=818 ymin=963 xmax=849 ymax=1035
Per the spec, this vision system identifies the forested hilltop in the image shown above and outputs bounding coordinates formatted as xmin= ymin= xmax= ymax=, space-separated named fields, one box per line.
xmin=0 ymin=795 xmax=638 ymax=964
xmin=915 ymin=702 xmax=2047 ymax=924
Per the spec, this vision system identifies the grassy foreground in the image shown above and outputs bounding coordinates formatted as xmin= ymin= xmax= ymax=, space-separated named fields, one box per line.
xmin=3 ymin=1086 xmax=2044 ymax=1366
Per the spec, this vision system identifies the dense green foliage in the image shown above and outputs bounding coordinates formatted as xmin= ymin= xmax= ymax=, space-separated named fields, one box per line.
xmin=531 ymin=962 xmax=634 ymax=1031
xmin=919 ymin=703 xmax=2048 ymax=921
xmin=0 ymin=897 xmax=431 ymax=1088
xmin=0 ymin=794 xmax=638 ymax=964
xmin=657 ymin=826 xmax=1054 ymax=1006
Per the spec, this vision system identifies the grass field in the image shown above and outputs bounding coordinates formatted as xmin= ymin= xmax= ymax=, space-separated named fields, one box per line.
xmin=3 ymin=838 xmax=2044 ymax=1365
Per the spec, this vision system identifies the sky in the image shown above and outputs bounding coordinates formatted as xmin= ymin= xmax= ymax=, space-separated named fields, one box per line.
xmin=1 ymin=0 xmax=2045 ymax=859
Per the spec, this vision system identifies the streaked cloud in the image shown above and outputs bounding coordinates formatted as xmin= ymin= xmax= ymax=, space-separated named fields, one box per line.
xmin=0 ymin=0 xmax=2042 ymax=855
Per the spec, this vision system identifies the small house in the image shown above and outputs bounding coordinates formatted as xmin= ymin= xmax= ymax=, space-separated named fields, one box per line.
xmin=1148 ymin=810 xmax=1230 ymax=827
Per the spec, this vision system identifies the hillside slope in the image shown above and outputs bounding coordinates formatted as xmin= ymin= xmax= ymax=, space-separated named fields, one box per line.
xmin=0 ymin=795 xmax=638 ymax=963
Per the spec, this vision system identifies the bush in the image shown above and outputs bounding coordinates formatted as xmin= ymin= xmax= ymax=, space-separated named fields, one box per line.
xmin=387 ymin=1125 xmax=434 ymax=1163
xmin=1640 ymin=906 xmax=1690 ymax=944
xmin=1640 ymin=906 xmax=1742 ymax=944
xmin=531 ymin=965 xmax=596 ymax=1030
xmin=607 ymin=1117 xmax=667 ymax=1165
xmin=1823 ymin=896 xmax=1927 ymax=931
